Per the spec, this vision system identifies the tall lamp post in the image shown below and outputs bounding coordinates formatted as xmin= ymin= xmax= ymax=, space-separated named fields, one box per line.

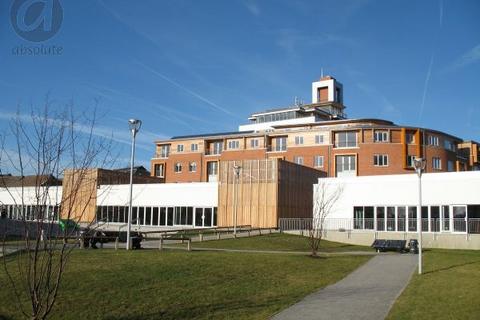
xmin=126 ymin=119 xmax=142 ymax=250
xmin=232 ymin=164 xmax=242 ymax=235
xmin=413 ymin=157 xmax=426 ymax=274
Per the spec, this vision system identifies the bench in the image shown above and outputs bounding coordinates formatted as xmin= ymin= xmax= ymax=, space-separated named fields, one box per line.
xmin=158 ymin=235 xmax=192 ymax=251
xmin=371 ymin=239 xmax=406 ymax=252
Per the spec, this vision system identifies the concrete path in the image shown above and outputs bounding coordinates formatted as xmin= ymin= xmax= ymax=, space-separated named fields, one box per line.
xmin=272 ymin=254 xmax=418 ymax=320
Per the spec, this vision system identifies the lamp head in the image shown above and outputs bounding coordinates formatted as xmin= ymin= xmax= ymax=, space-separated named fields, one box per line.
xmin=413 ymin=157 xmax=426 ymax=175
xmin=128 ymin=119 xmax=142 ymax=133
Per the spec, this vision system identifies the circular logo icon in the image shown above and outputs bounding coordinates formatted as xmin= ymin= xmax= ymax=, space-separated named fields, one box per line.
xmin=10 ymin=0 xmax=63 ymax=42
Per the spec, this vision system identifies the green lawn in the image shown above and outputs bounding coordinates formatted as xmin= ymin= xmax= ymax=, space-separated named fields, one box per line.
xmin=177 ymin=233 xmax=373 ymax=252
xmin=0 ymin=249 xmax=370 ymax=319
xmin=387 ymin=249 xmax=480 ymax=320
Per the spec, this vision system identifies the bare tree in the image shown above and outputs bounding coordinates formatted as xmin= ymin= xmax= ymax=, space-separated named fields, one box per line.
xmin=0 ymin=100 xmax=115 ymax=320
xmin=308 ymin=181 xmax=344 ymax=257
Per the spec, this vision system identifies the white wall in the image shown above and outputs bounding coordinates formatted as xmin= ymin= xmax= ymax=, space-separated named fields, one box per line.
xmin=0 ymin=186 xmax=62 ymax=205
xmin=238 ymin=116 xmax=317 ymax=132
xmin=97 ymin=182 xmax=218 ymax=207
xmin=314 ymin=171 xmax=480 ymax=220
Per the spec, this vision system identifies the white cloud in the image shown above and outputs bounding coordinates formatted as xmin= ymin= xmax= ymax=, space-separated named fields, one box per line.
xmin=448 ymin=44 xmax=480 ymax=71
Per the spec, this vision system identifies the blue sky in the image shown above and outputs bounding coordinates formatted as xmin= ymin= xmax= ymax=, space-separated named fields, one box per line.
xmin=0 ymin=0 xmax=479 ymax=170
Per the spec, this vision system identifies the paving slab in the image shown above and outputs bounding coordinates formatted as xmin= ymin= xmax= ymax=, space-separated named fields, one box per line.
xmin=272 ymin=254 xmax=418 ymax=320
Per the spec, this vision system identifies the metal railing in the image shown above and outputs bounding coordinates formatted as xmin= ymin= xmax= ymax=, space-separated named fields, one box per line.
xmin=279 ymin=218 xmax=480 ymax=234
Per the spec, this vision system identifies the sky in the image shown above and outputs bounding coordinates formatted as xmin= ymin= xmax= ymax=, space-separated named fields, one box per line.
xmin=0 ymin=0 xmax=479 ymax=170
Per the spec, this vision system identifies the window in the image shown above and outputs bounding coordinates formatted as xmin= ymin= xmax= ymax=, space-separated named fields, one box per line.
xmin=432 ymin=157 xmax=442 ymax=170
xmin=174 ymin=162 xmax=182 ymax=173
xmin=228 ymin=140 xmax=240 ymax=149
xmin=191 ymin=143 xmax=198 ymax=152
xmin=447 ymin=160 xmax=454 ymax=172
xmin=335 ymin=131 xmax=357 ymax=148
xmin=407 ymin=155 xmax=416 ymax=168
xmin=294 ymin=136 xmax=304 ymax=145
xmin=293 ymin=156 xmax=304 ymax=165
xmin=373 ymin=154 xmax=389 ymax=167
xmin=207 ymin=161 xmax=218 ymax=182
xmin=189 ymin=162 xmax=197 ymax=172
xmin=428 ymin=135 xmax=439 ymax=146
xmin=374 ymin=131 xmax=389 ymax=142
xmin=274 ymin=137 xmax=287 ymax=151
xmin=406 ymin=133 xmax=415 ymax=144
xmin=212 ymin=142 xmax=222 ymax=155
xmin=444 ymin=140 xmax=455 ymax=151
xmin=154 ymin=163 xmax=165 ymax=177
xmin=314 ymin=155 xmax=324 ymax=168
xmin=336 ymin=155 xmax=356 ymax=177
xmin=315 ymin=134 xmax=324 ymax=144
xmin=159 ymin=145 xmax=170 ymax=158
xmin=177 ymin=144 xmax=184 ymax=152
xmin=250 ymin=139 xmax=259 ymax=148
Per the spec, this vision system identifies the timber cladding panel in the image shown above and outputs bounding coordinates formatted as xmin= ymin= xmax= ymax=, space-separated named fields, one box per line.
xmin=61 ymin=169 xmax=99 ymax=223
xmin=277 ymin=161 xmax=324 ymax=220
xmin=217 ymin=159 xmax=324 ymax=228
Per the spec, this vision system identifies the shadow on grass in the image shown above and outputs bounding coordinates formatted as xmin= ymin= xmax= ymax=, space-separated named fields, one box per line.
xmin=423 ymin=260 xmax=480 ymax=275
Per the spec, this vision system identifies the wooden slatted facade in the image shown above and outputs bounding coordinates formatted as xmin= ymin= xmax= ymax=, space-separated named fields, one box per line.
xmin=217 ymin=159 xmax=324 ymax=228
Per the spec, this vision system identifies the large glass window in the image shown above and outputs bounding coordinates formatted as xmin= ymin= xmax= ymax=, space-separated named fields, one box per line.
xmin=408 ymin=207 xmax=417 ymax=231
xmin=354 ymin=206 xmax=364 ymax=229
xmin=195 ymin=208 xmax=203 ymax=227
xmin=431 ymin=206 xmax=440 ymax=232
xmin=376 ymin=207 xmax=385 ymax=231
xmin=159 ymin=145 xmax=170 ymax=158
xmin=212 ymin=142 xmax=223 ymax=155
xmin=453 ymin=206 xmax=466 ymax=232
xmin=387 ymin=207 xmax=395 ymax=231
xmin=152 ymin=207 xmax=159 ymax=226
xmin=421 ymin=206 xmax=428 ymax=231
xmin=336 ymin=155 xmax=356 ymax=177
xmin=154 ymin=164 xmax=165 ymax=177
xmin=274 ymin=137 xmax=287 ymax=151
xmin=335 ymin=131 xmax=357 ymax=148
xmin=442 ymin=205 xmax=450 ymax=231
xmin=397 ymin=206 xmax=406 ymax=231
xmin=204 ymin=208 xmax=213 ymax=227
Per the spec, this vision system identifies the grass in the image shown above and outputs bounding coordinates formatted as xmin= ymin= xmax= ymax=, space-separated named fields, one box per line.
xmin=175 ymin=232 xmax=373 ymax=253
xmin=387 ymin=249 xmax=480 ymax=320
xmin=0 ymin=248 xmax=370 ymax=319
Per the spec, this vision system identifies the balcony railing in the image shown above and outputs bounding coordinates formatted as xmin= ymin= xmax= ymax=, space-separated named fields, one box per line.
xmin=205 ymin=149 xmax=222 ymax=156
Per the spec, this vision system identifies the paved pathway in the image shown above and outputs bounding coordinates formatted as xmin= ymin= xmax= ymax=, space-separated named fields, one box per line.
xmin=272 ymin=254 xmax=418 ymax=320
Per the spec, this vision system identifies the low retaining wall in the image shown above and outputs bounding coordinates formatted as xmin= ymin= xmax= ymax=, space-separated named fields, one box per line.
xmin=286 ymin=230 xmax=480 ymax=250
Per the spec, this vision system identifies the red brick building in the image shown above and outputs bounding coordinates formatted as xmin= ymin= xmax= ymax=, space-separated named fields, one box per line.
xmin=151 ymin=76 xmax=480 ymax=182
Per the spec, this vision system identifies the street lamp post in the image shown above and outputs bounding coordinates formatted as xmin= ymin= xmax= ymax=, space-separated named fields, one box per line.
xmin=233 ymin=164 xmax=242 ymax=235
xmin=126 ymin=119 xmax=142 ymax=250
xmin=413 ymin=157 xmax=426 ymax=274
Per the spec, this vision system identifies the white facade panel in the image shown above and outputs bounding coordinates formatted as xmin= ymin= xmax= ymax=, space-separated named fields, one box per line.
xmin=315 ymin=171 xmax=480 ymax=220
xmin=238 ymin=116 xmax=317 ymax=132
xmin=0 ymin=186 xmax=62 ymax=205
xmin=97 ymin=182 xmax=218 ymax=207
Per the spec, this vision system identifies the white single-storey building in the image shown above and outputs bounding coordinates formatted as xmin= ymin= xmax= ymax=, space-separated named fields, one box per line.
xmin=312 ymin=171 xmax=480 ymax=249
